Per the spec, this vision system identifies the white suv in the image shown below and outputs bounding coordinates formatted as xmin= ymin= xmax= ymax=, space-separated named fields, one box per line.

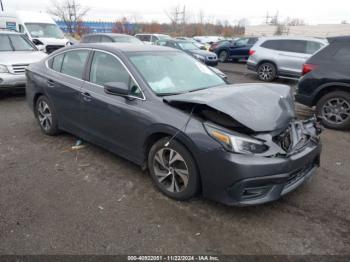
xmin=0 ymin=31 xmax=47 ymax=90
xmin=247 ymin=37 xmax=328 ymax=81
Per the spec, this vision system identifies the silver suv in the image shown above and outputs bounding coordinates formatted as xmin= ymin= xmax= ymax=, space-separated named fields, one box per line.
xmin=247 ymin=37 xmax=328 ymax=81
xmin=0 ymin=31 xmax=47 ymax=90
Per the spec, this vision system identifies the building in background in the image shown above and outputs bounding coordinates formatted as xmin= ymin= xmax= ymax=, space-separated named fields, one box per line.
xmin=246 ymin=24 xmax=350 ymax=37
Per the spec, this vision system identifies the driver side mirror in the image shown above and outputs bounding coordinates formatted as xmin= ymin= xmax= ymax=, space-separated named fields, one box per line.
xmin=104 ymin=82 xmax=129 ymax=97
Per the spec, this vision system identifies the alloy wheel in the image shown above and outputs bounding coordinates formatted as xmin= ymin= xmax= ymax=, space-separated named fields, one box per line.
xmin=322 ymin=97 xmax=350 ymax=125
xmin=37 ymin=100 xmax=52 ymax=132
xmin=258 ymin=64 xmax=274 ymax=81
xmin=153 ymin=148 xmax=189 ymax=193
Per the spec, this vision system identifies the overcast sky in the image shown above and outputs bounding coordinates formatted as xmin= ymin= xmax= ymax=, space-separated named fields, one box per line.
xmin=4 ymin=0 xmax=350 ymax=25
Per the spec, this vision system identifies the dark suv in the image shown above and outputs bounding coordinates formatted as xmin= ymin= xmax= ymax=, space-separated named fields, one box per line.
xmin=296 ymin=36 xmax=350 ymax=130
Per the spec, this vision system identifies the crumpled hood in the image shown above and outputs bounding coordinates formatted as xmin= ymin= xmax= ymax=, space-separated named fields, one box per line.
xmin=0 ymin=51 xmax=47 ymax=65
xmin=164 ymin=83 xmax=296 ymax=132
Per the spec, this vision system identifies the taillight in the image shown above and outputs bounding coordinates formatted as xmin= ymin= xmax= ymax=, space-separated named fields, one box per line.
xmin=302 ymin=64 xmax=317 ymax=75
xmin=249 ymin=49 xmax=255 ymax=56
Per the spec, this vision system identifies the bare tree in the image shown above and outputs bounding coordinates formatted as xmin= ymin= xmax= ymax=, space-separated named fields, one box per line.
xmin=165 ymin=5 xmax=187 ymax=35
xmin=48 ymin=0 xmax=89 ymax=35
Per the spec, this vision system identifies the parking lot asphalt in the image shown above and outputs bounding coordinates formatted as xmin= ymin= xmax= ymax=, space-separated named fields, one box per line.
xmin=0 ymin=63 xmax=349 ymax=255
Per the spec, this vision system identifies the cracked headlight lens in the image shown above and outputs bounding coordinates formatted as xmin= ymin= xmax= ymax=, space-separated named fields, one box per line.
xmin=204 ymin=123 xmax=269 ymax=155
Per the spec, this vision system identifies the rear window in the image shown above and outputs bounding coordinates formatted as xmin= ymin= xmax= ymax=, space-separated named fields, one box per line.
xmin=305 ymin=41 xmax=324 ymax=54
xmin=333 ymin=45 xmax=350 ymax=62
xmin=136 ymin=35 xmax=151 ymax=42
xmin=81 ymin=35 xmax=100 ymax=43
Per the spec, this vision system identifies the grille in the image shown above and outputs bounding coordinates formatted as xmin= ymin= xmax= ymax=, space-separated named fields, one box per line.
xmin=11 ymin=64 xmax=29 ymax=74
xmin=207 ymin=56 xmax=217 ymax=60
xmin=284 ymin=164 xmax=314 ymax=189
xmin=46 ymin=45 xmax=65 ymax=54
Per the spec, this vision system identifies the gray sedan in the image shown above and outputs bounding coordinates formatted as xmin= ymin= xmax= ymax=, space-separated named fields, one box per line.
xmin=26 ymin=43 xmax=322 ymax=206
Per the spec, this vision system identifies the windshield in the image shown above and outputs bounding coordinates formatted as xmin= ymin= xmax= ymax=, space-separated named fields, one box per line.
xmin=178 ymin=42 xmax=199 ymax=50
xmin=25 ymin=23 xmax=64 ymax=39
xmin=128 ymin=52 xmax=225 ymax=95
xmin=113 ymin=36 xmax=143 ymax=44
xmin=0 ymin=34 xmax=36 ymax=51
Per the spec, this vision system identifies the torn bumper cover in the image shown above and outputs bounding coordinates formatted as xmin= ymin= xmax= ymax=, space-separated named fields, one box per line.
xmin=197 ymin=117 xmax=322 ymax=206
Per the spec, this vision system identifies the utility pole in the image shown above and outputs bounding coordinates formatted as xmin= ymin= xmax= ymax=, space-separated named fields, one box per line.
xmin=181 ymin=5 xmax=186 ymax=36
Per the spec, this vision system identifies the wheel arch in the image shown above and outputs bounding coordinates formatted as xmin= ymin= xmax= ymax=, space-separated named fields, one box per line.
xmin=312 ymin=83 xmax=350 ymax=106
xmin=257 ymin=60 xmax=278 ymax=72
xmin=33 ymin=92 xmax=44 ymax=114
xmin=142 ymin=128 xmax=203 ymax=192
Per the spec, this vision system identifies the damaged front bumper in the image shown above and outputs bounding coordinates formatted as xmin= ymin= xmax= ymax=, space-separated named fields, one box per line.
xmin=198 ymin=117 xmax=322 ymax=206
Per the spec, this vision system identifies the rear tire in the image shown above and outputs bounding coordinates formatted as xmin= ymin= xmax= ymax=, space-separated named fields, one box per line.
xmin=316 ymin=91 xmax=350 ymax=130
xmin=257 ymin=62 xmax=277 ymax=81
xmin=148 ymin=137 xmax=200 ymax=201
xmin=35 ymin=96 xmax=59 ymax=135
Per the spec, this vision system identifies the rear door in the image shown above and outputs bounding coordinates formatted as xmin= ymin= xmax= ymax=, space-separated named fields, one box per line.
xmin=276 ymin=40 xmax=309 ymax=77
xmin=45 ymin=49 xmax=91 ymax=134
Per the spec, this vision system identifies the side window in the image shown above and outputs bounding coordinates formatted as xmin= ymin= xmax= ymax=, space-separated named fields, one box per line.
xmin=281 ymin=40 xmax=307 ymax=53
xmin=100 ymin=36 xmax=112 ymax=42
xmin=333 ymin=45 xmax=350 ymax=62
xmin=141 ymin=35 xmax=151 ymax=42
xmin=261 ymin=40 xmax=280 ymax=50
xmin=305 ymin=41 xmax=323 ymax=54
xmin=166 ymin=41 xmax=176 ymax=48
xmin=0 ymin=35 xmax=12 ymax=51
xmin=235 ymin=38 xmax=248 ymax=46
xmin=61 ymin=50 xmax=89 ymax=79
xmin=90 ymin=51 xmax=143 ymax=98
xmin=151 ymin=36 xmax=159 ymax=43
xmin=51 ymin=53 xmax=65 ymax=72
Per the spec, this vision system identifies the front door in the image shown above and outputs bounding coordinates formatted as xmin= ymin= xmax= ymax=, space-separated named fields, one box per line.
xmin=80 ymin=50 xmax=146 ymax=161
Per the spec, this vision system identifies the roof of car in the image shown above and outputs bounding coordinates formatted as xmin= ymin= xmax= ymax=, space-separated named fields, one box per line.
xmin=258 ymin=36 xmax=327 ymax=43
xmin=0 ymin=30 xmax=21 ymax=35
xmin=70 ymin=43 xmax=178 ymax=53
xmin=83 ymin=33 xmax=135 ymax=38
xmin=327 ymin=36 xmax=350 ymax=43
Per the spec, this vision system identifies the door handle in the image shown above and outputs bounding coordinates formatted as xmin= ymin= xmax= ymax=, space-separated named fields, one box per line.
xmin=81 ymin=92 xmax=92 ymax=102
xmin=47 ymin=79 xmax=55 ymax=88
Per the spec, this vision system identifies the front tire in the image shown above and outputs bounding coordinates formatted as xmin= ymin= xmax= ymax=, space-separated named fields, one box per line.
xmin=148 ymin=138 xmax=200 ymax=201
xmin=257 ymin=62 xmax=277 ymax=81
xmin=316 ymin=91 xmax=350 ymax=130
xmin=218 ymin=50 xmax=228 ymax=63
xmin=35 ymin=96 xmax=59 ymax=135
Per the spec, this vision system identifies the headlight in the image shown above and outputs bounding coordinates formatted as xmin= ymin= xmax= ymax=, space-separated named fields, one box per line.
xmin=0 ymin=65 xmax=9 ymax=73
xmin=193 ymin=54 xmax=205 ymax=61
xmin=204 ymin=123 xmax=269 ymax=155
